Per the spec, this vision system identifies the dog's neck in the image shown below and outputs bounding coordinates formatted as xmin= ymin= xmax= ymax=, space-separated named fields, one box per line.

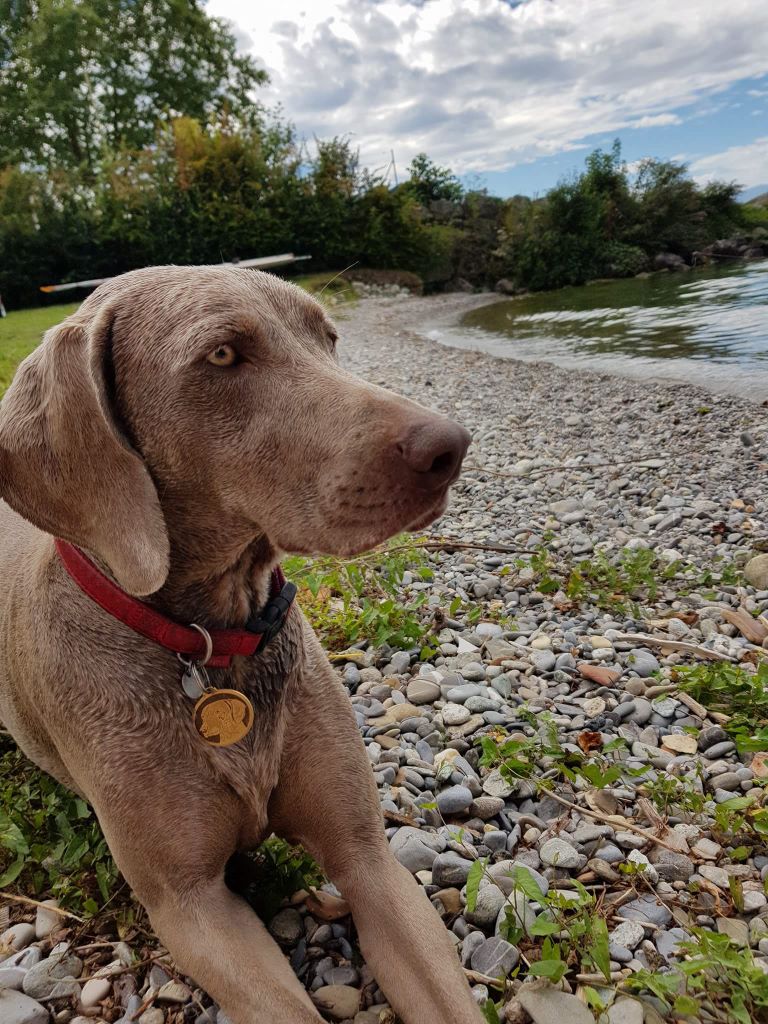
xmin=150 ymin=524 xmax=279 ymax=629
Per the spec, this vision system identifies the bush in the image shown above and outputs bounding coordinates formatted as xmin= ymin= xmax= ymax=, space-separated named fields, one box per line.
xmin=495 ymin=141 xmax=747 ymax=292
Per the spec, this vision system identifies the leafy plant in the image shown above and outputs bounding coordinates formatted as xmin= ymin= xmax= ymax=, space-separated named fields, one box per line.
xmin=515 ymin=544 xmax=706 ymax=616
xmin=673 ymin=661 xmax=768 ymax=753
xmin=0 ymin=737 xmax=119 ymax=914
xmin=626 ymin=927 xmax=768 ymax=1023
xmin=642 ymin=769 xmax=708 ymax=820
xmin=467 ymin=862 xmax=612 ymax=992
xmin=284 ymin=535 xmax=434 ymax=651
xmin=233 ymin=837 xmax=326 ymax=922
xmin=477 ymin=712 xmax=647 ymax=792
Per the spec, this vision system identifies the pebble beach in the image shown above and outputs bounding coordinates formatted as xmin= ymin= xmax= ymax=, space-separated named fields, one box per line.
xmin=2 ymin=290 xmax=768 ymax=1024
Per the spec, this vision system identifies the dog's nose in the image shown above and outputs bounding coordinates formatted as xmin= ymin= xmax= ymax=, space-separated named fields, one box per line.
xmin=396 ymin=419 xmax=471 ymax=490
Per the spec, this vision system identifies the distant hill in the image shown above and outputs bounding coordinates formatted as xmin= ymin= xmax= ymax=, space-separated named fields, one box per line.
xmin=739 ymin=184 xmax=768 ymax=204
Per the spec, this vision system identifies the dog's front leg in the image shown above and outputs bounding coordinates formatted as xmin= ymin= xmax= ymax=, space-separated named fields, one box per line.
xmin=97 ymin=788 xmax=324 ymax=1024
xmin=270 ymin=653 xmax=484 ymax=1024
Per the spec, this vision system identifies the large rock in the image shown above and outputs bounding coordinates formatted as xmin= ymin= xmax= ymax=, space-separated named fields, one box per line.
xmin=431 ymin=850 xmax=473 ymax=887
xmin=539 ymin=837 xmax=581 ymax=869
xmin=311 ymin=985 xmax=361 ymax=1021
xmin=389 ymin=826 xmax=445 ymax=873
xmin=470 ymin=936 xmax=519 ymax=976
xmin=436 ymin=785 xmax=474 ymax=816
xmin=0 ymin=990 xmax=48 ymax=1024
xmin=653 ymin=252 xmax=688 ymax=272
xmin=745 ymin=554 xmax=768 ymax=590
xmin=22 ymin=952 xmax=82 ymax=1000
xmin=518 ymin=981 xmax=594 ymax=1024
xmin=269 ymin=908 xmax=303 ymax=946
xmin=464 ymin=882 xmax=508 ymax=929
xmin=34 ymin=900 xmax=61 ymax=940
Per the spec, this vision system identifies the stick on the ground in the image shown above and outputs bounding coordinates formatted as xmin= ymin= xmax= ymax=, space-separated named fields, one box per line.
xmin=613 ymin=633 xmax=735 ymax=662
xmin=0 ymin=891 xmax=83 ymax=922
xmin=541 ymin=788 xmax=686 ymax=855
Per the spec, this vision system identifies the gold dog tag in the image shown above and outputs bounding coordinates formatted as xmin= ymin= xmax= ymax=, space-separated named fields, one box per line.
xmin=193 ymin=689 xmax=254 ymax=747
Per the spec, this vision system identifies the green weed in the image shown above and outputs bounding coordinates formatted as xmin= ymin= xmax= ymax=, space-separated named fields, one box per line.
xmin=519 ymin=545 xmax=707 ymax=616
xmin=0 ymin=737 xmax=119 ymax=915
xmin=626 ymin=927 xmax=768 ymax=1024
xmin=284 ymin=536 xmax=434 ymax=651
xmin=673 ymin=661 xmax=768 ymax=753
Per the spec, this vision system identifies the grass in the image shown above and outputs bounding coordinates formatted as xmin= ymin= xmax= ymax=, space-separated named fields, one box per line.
xmin=0 ymin=269 xmax=354 ymax=402
xmin=0 ymin=302 xmax=79 ymax=394
xmin=292 ymin=270 xmax=358 ymax=308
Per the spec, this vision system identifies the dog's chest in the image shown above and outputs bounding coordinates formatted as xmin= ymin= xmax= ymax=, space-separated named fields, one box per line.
xmin=194 ymin=613 xmax=306 ymax=825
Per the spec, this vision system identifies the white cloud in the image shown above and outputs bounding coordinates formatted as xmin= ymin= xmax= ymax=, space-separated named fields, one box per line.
xmin=633 ymin=113 xmax=682 ymax=129
xmin=688 ymin=137 xmax=768 ymax=188
xmin=206 ymin=0 xmax=768 ymax=175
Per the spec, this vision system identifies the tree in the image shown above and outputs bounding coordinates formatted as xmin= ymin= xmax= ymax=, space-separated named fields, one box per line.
xmin=405 ymin=152 xmax=463 ymax=204
xmin=0 ymin=0 xmax=267 ymax=170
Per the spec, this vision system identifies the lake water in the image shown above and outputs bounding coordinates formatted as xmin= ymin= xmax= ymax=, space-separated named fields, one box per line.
xmin=429 ymin=259 xmax=768 ymax=402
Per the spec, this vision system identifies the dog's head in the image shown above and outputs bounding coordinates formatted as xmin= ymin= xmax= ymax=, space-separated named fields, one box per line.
xmin=0 ymin=267 xmax=469 ymax=595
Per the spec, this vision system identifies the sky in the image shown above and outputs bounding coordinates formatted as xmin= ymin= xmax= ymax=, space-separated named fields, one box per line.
xmin=206 ymin=0 xmax=768 ymax=198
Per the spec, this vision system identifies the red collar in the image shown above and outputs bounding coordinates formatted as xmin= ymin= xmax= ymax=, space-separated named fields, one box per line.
xmin=55 ymin=539 xmax=297 ymax=668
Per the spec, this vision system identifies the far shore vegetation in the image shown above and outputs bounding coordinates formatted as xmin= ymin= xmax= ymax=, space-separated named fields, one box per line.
xmin=2 ymin=3 xmax=767 ymax=313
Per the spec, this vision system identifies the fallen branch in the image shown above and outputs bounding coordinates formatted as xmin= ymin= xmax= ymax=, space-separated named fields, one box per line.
xmin=541 ymin=788 xmax=686 ymax=854
xmin=676 ymin=690 xmax=719 ymax=720
xmin=0 ymin=892 xmax=83 ymax=923
xmin=463 ymin=967 xmax=507 ymax=988
xmin=78 ymin=950 xmax=169 ymax=984
xmin=613 ymin=633 xmax=734 ymax=662
xmin=463 ymin=455 xmax=665 ymax=479
xmin=720 ymin=606 xmax=768 ymax=645
xmin=386 ymin=539 xmax=532 ymax=556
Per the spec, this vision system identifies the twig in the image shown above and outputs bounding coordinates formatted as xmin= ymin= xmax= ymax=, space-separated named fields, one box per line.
xmin=380 ymin=539 xmax=532 ymax=556
xmin=463 ymin=967 xmax=506 ymax=988
xmin=0 ymin=892 xmax=83 ymax=923
xmin=613 ymin=633 xmax=734 ymax=662
xmin=541 ymin=788 xmax=685 ymax=854
xmin=576 ymin=970 xmax=628 ymax=982
xmin=128 ymin=991 xmax=157 ymax=1022
xmin=675 ymin=689 xmax=721 ymax=721
xmin=77 ymin=950 xmax=169 ymax=984
xmin=463 ymin=455 xmax=666 ymax=478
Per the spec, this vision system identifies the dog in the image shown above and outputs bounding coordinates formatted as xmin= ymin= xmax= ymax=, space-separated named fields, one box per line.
xmin=0 ymin=267 xmax=482 ymax=1023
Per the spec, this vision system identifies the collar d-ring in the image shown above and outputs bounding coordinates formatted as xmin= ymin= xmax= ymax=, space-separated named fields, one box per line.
xmin=190 ymin=623 xmax=214 ymax=666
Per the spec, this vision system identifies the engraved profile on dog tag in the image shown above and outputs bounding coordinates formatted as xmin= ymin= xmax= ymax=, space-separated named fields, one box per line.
xmin=193 ymin=689 xmax=254 ymax=747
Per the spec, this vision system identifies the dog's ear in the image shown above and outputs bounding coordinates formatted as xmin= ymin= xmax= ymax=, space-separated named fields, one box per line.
xmin=0 ymin=305 xmax=169 ymax=595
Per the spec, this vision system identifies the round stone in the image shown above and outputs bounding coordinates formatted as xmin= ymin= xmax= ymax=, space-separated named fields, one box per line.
xmin=442 ymin=702 xmax=471 ymax=726
xmin=436 ymin=785 xmax=474 ymax=815
xmin=539 ymin=837 xmax=581 ymax=869
xmin=406 ymin=679 xmax=441 ymax=705
xmin=269 ymin=908 xmax=303 ymax=945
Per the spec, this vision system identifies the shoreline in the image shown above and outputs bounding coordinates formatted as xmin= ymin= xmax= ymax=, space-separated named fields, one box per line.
xmin=376 ymin=279 xmax=767 ymax=406
xmin=339 ymin=289 xmax=767 ymax=412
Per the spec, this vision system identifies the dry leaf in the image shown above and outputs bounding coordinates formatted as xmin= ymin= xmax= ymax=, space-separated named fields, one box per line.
xmin=577 ymin=663 xmax=621 ymax=686
xmin=577 ymin=731 xmax=604 ymax=753
xmin=586 ymin=788 xmax=621 ymax=816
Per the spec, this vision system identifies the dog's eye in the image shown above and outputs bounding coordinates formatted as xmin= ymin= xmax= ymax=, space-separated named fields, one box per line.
xmin=206 ymin=344 xmax=239 ymax=367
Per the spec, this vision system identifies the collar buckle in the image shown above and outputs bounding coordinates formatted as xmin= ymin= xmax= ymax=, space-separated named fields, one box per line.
xmin=246 ymin=580 xmax=298 ymax=647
